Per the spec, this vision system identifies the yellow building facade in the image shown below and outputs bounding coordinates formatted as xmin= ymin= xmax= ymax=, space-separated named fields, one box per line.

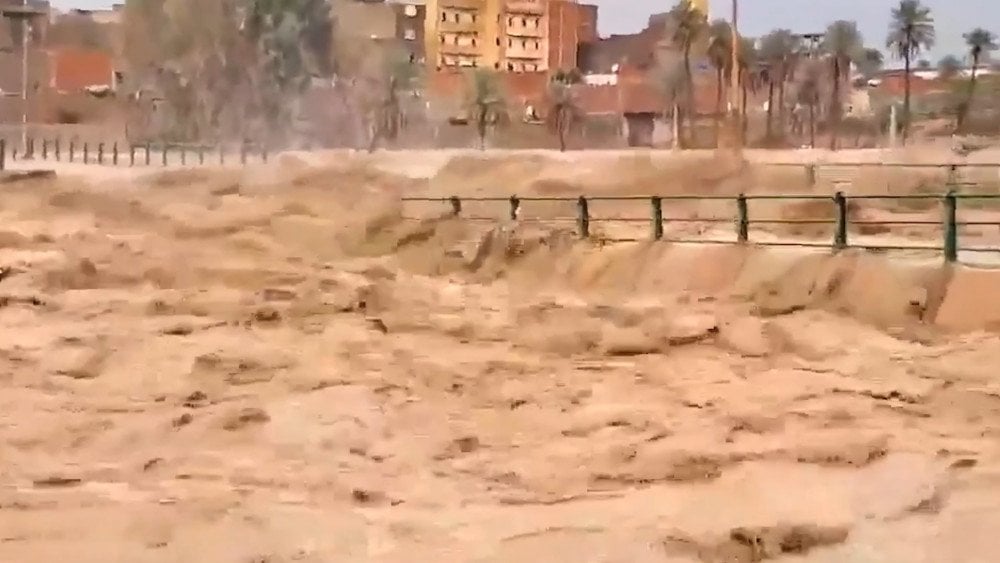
xmin=690 ymin=0 xmax=708 ymax=14
xmin=425 ymin=0 xmax=549 ymax=73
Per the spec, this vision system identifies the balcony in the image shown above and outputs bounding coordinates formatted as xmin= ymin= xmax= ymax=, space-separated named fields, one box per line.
xmin=505 ymin=24 xmax=544 ymax=38
xmin=441 ymin=0 xmax=484 ymax=10
xmin=505 ymin=1 xmax=544 ymax=15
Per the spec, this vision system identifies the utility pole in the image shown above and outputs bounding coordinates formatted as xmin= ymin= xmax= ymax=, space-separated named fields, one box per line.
xmin=729 ymin=0 xmax=741 ymax=149
xmin=21 ymin=0 xmax=28 ymax=156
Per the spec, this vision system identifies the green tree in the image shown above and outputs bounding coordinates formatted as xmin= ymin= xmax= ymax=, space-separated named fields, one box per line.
xmin=758 ymin=29 xmax=799 ymax=140
xmin=958 ymin=28 xmax=998 ymax=131
xmin=797 ymin=62 xmax=823 ymax=148
xmin=857 ymin=48 xmax=885 ymax=78
xmin=886 ymin=0 xmax=935 ymax=143
xmin=122 ymin=0 xmax=333 ymax=144
xmin=707 ymin=19 xmax=734 ymax=138
xmin=938 ymin=54 xmax=963 ymax=79
xmin=465 ymin=69 xmax=505 ymax=150
xmin=737 ymin=36 xmax=759 ymax=140
xmin=364 ymin=50 xmax=422 ymax=152
xmin=666 ymin=0 xmax=708 ymax=147
xmin=547 ymin=73 xmax=581 ymax=152
xmin=823 ymin=20 xmax=863 ymax=150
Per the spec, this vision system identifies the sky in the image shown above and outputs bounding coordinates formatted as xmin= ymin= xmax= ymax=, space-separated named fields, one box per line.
xmin=50 ymin=0 xmax=996 ymax=64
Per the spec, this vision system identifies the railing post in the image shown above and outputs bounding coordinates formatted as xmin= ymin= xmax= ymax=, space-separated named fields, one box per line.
xmin=112 ymin=142 xmax=119 ymax=166
xmin=577 ymin=196 xmax=590 ymax=239
xmin=54 ymin=138 xmax=60 ymax=161
xmin=0 ymin=139 xmax=5 ymax=171
xmin=198 ymin=145 xmax=205 ymax=165
xmin=162 ymin=144 xmax=168 ymax=166
xmin=834 ymin=191 xmax=848 ymax=250
xmin=261 ymin=142 xmax=268 ymax=163
xmin=145 ymin=142 xmax=152 ymax=166
xmin=180 ymin=145 xmax=187 ymax=166
xmin=83 ymin=142 xmax=89 ymax=164
xmin=509 ymin=195 xmax=520 ymax=221
xmin=943 ymin=190 xmax=958 ymax=263
xmin=650 ymin=196 xmax=663 ymax=240
xmin=449 ymin=195 xmax=462 ymax=216
xmin=240 ymin=141 xmax=247 ymax=165
xmin=41 ymin=139 xmax=48 ymax=160
xmin=946 ymin=164 xmax=958 ymax=188
xmin=806 ymin=164 xmax=817 ymax=188
xmin=736 ymin=194 xmax=749 ymax=243
xmin=129 ymin=144 xmax=135 ymax=167
xmin=69 ymin=140 xmax=75 ymax=163
xmin=219 ymin=144 xmax=225 ymax=165
xmin=97 ymin=142 xmax=104 ymax=165
xmin=26 ymin=137 xmax=33 ymax=159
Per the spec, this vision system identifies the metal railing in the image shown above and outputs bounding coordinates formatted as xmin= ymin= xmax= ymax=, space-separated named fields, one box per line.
xmin=401 ymin=192 xmax=1000 ymax=264
xmin=0 ymin=138 xmax=268 ymax=171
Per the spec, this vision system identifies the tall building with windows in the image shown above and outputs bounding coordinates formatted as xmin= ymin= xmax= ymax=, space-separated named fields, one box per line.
xmin=427 ymin=0 xmax=586 ymax=74
xmin=425 ymin=0 xmax=501 ymax=70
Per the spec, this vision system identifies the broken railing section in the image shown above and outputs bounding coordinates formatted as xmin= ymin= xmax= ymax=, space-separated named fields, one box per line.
xmin=402 ymin=191 xmax=1000 ymax=265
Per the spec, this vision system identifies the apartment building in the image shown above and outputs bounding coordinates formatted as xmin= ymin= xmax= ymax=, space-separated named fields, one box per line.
xmin=501 ymin=0 xmax=546 ymax=72
xmin=426 ymin=0 xmax=592 ymax=73
xmin=425 ymin=0 xmax=500 ymax=70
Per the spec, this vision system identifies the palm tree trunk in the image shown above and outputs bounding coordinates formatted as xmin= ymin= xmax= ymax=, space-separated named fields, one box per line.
xmin=778 ymin=72 xmax=787 ymax=138
xmin=715 ymin=67 xmax=723 ymax=146
xmin=741 ymin=77 xmax=748 ymax=139
xmin=830 ymin=57 xmax=842 ymax=151
xmin=959 ymin=55 xmax=980 ymax=132
xmin=903 ymin=40 xmax=912 ymax=144
xmin=809 ymin=101 xmax=816 ymax=149
xmin=558 ymin=110 xmax=567 ymax=151
xmin=477 ymin=108 xmax=487 ymax=150
xmin=766 ymin=80 xmax=775 ymax=139
xmin=684 ymin=47 xmax=694 ymax=148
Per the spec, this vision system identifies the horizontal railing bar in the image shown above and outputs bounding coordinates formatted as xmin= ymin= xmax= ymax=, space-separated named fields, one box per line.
xmin=958 ymin=247 xmax=1000 ymax=252
xmin=849 ymin=220 xmax=941 ymax=226
xmin=750 ymin=219 xmax=835 ymax=225
xmin=402 ymin=193 xmax=1000 ymax=203
xmin=763 ymin=162 xmax=1000 ymax=168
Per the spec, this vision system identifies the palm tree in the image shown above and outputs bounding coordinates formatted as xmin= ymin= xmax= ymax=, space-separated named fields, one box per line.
xmin=707 ymin=19 xmax=733 ymax=140
xmin=737 ymin=36 xmax=759 ymax=140
xmin=937 ymin=55 xmax=962 ymax=79
xmin=465 ymin=69 xmax=505 ymax=150
xmin=797 ymin=62 xmax=823 ymax=148
xmin=886 ymin=0 xmax=935 ymax=143
xmin=758 ymin=29 xmax=799 ymax=140
xmin=547 ymin=73 xmax=580 ymax=151
xmin=958 ymin=28 xmax=998 ymax=131
xmin=823 ymin=20 xmax=863 ymax=150
xmin=367 ymin=52 xmax=421 ymax=152
xmin=667 ymin=0 xmax=708 ymax=147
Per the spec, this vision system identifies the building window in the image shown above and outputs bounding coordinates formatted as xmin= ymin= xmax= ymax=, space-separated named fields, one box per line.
xmin=522 ymin=17 xmax=527 ymax=26
xmin=441 ymin=11 xmax=447 ymax=22
xmin=496 ymin=37 xmax=500 ymax=46
xmin=454 ymin=13 xmax=460 ymax=23
xmin=471 ymin=37 xmax=478 ymax=46
xmin=507 ymin=62 xmax=515 ymax=71
xmin=404 ymin=28 xmax=416 ymax=40
xmin=471 ymin=14 xmax=477 ymax=23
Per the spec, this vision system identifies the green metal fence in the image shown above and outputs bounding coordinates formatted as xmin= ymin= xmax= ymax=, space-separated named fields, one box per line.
xmin=401 ymin=192 xmax=1000 ymax=264
xmin=0 ymin=138 xmax=268 ymax=169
